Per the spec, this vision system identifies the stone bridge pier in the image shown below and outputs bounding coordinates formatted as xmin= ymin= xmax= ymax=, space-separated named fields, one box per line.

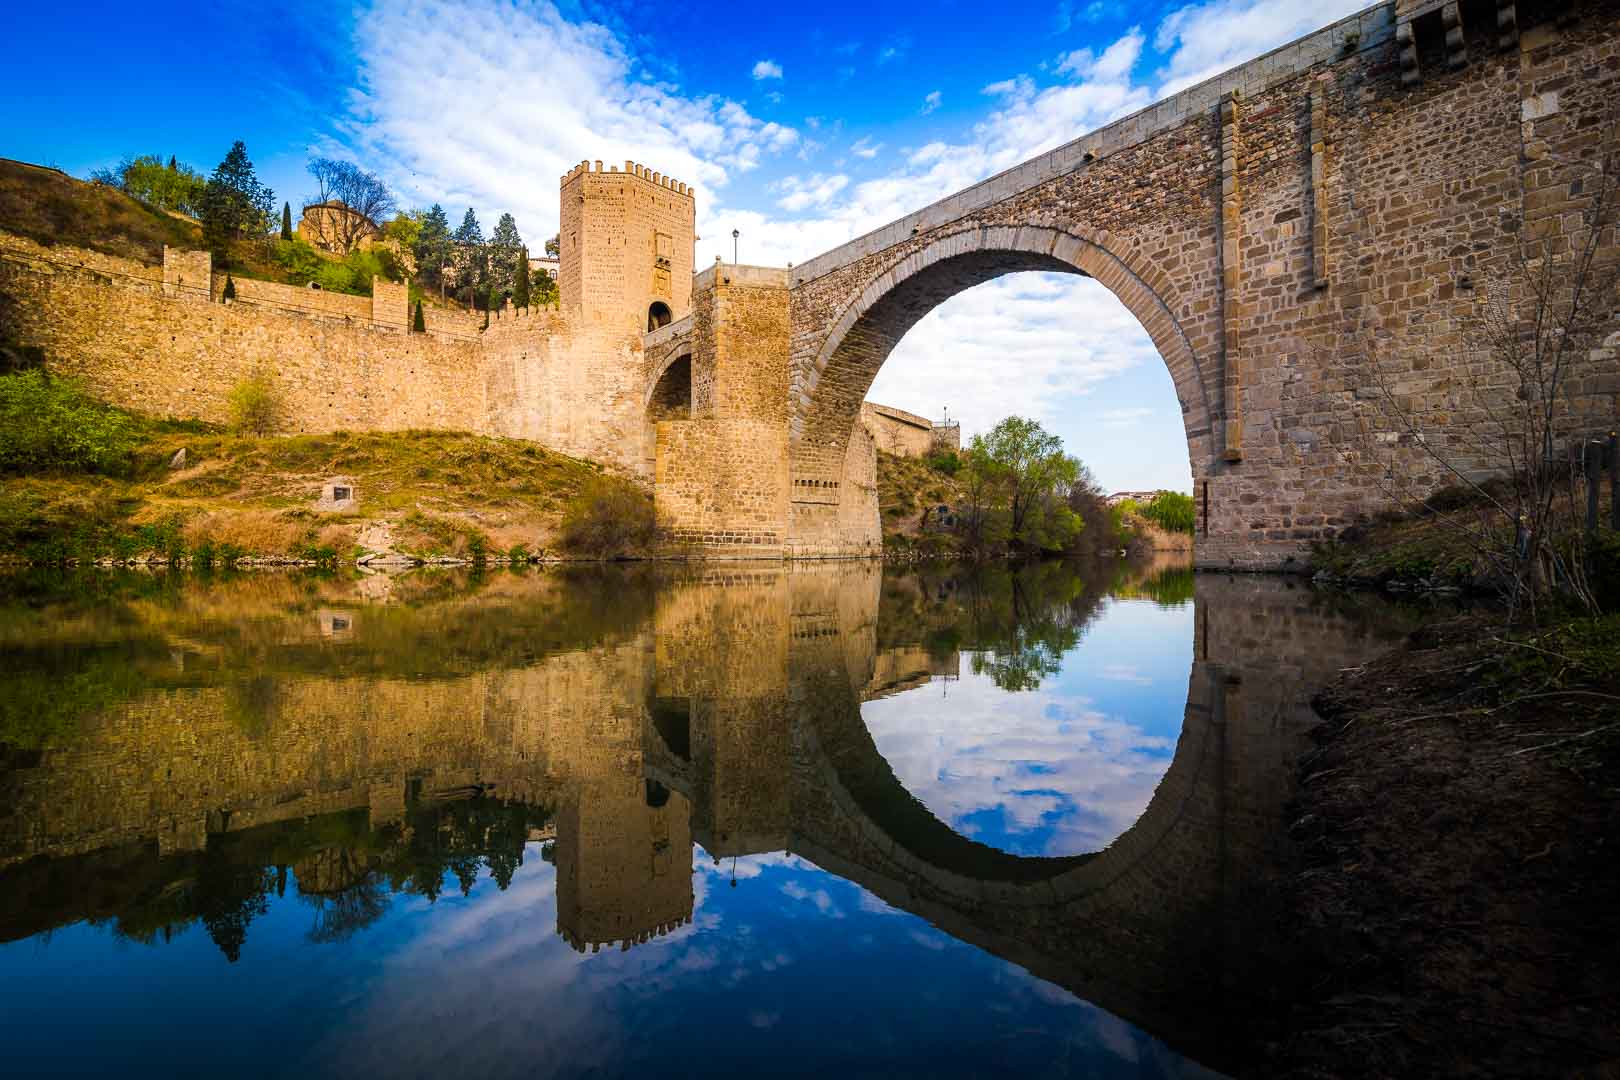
xmin=649 ymin=1 xmax=1620 ymax=569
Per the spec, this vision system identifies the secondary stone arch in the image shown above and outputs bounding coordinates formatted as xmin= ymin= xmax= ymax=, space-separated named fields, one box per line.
xmin=792 ymin=224 xmax=1215 ymax=476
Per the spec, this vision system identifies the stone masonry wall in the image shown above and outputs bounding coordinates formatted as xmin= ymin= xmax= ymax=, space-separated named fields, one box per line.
xmin=861 ymin=402 xmax=934 ymax=458
xmin=1 ymin=233 xmax=487 ymax=433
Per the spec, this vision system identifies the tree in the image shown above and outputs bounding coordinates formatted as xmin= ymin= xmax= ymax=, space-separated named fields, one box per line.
xmin=414 ymin=204 xmax=453 ymax=296
xmin=413 ymin=300 xmax=426 ymax=332
xmin=972 ymin=416 xmax=1083 ymax=551
xmin=222 ymin=274 xmax=236 ymax=301
xmin=513 ymin=247 xmax=531 ymax=309
xmin=200 ymin=141 xmax=275 ymax=262
xmin=280 ymin=201 xmax=293 ymax=242
xmin=489 ymin=213 xmax=524 ymax=294
xmin=454 ymin=209 xmax=485 ymax=308
xmin=95 ymin=154 xmax=208 ymax=216
xmin=544 ymin=234 xmax=559 ymax=257
xmin=305 ymin=158 xmax=395 ymax=252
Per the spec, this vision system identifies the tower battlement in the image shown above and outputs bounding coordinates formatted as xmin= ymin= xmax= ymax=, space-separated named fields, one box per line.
xmin=558 ymin=158 xmax=696 ymax=332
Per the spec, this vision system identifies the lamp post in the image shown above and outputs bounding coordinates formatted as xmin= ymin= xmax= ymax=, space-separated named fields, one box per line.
xmin=732 ymin=228 xmax=740 ymax=265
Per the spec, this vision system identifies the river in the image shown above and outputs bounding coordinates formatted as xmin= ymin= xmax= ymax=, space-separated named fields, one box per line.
xmin=0 ymin=559 xmax=1428 ymax=1078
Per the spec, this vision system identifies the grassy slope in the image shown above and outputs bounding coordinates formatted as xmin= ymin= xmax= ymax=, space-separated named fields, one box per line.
xmin=0 ymin=425 xmax=605 ymax=564
xmin=0 ymin=158 xmax=202 ymax=263
xmin=876 ymin=450 xmax=961 ymax=539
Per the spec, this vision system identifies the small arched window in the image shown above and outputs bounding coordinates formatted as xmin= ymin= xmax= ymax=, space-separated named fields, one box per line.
xmin=647 ymin=301 xmax=673 ymax=332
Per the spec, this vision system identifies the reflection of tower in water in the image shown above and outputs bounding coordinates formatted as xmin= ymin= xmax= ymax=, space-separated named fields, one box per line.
xmin=554 ymin=773 xmax=695 ymax=953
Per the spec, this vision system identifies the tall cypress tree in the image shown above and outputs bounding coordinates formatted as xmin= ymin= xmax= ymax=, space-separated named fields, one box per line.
xmin=413 ymin=299 xmax=426 ymax=332
xmin=280 ymin=201 xmax=293 ymax=242
xmin=513 ymin=247 xmax=531 ymax=310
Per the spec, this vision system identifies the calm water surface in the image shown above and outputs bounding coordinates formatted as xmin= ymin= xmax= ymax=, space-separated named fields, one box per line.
xmin=0 ymin=560 xmax=1422 ymax=1078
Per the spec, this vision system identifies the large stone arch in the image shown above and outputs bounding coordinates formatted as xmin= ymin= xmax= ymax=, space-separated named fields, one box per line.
xmin=790 ymin=224 xmax=1216 ymax=483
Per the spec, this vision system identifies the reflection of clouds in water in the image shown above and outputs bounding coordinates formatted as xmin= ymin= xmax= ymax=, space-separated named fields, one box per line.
xmin=863 ymin=604 xmax=1192 ymax=857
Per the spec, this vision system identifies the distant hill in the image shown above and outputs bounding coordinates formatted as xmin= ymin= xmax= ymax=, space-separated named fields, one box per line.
xmin=0 ymin=158 xmax=202 ymax=264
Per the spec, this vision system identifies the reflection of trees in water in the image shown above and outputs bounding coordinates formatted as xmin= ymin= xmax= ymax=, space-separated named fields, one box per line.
xmin=878 ymin=557 xmax=1196 ymax=691
xmin=83 ymin=796 xmax=556 ymax=962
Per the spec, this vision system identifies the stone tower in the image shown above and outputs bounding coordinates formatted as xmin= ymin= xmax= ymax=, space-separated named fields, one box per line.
xmin=558 ymin=160 xmax=696 ymax=333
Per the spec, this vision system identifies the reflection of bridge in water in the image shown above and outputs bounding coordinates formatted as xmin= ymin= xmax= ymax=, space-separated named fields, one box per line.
xmin=0 ymin=566 xmax=1404 ymax=1068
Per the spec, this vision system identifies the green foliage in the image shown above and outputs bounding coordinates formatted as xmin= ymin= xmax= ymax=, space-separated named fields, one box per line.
xmin=1140 ymin=491 xmax=1195 ymax=534
xmin=0 ymin=371 xmax=139 ymax=475
xmin=413 ymin=204 xmax=453 ymax=290
xmin=412 ymin=300 xmax=426 ymax=332
xmin=960 ymin=417 xmax=1084 ymax=555
xmin=227 ymin=374 xmax=281 ymax=436
xmin=558 ymin=475 xmax=660 ymax=559
xmin=101 ymin=154 xmax=208 ymax=216
xmin=222 ymin=274 xmax=236 ymax=301
xmin=268 ymin=237 xmax=399 ymax=296
xmin=507 ymin=543 xmax=531 ymax=565
xmin=926 ymin=451 xmax=960 ymax=476
xmin=489 ymin=212 xmax=524 ymax=295
xmin=280 ymin=201 xmax=293 ymax=241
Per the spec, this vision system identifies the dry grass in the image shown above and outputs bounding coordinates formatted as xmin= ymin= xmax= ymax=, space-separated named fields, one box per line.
xmin=4 ymin=423 xmax=605 ymax=562
xmin=0 ymin=158 xmax=202 ymax=263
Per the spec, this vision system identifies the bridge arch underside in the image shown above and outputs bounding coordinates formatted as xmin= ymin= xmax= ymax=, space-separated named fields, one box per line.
xmin=788 ymin=227 xmax=1215 ymax=552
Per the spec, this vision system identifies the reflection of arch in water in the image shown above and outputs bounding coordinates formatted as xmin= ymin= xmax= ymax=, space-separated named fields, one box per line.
xmin=794 ymin=657 xmax=1219 ymax=905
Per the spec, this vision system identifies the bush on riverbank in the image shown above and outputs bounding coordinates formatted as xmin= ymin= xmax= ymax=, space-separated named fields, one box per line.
xmin=557 ymin=475 xmax=661 ymax=559
xmin=0 ymin=371 xmax=140 ymax=475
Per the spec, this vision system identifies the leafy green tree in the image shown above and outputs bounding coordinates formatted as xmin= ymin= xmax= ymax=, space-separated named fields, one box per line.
xmin=280 ymin=201 xmax=293 ymax=241
xmin=200 ymin=141 xmax=275 ymax=262
xmin=973 ymin=416 xmax=1083 ymax=551
xmin=544 ymin=234 xmax=559 ymax=257
xmin=1140 ymin=491 xmax=1195 ymax=534
xmin=413 ymin=300 xmax=426 ymax=332
xmin=513 ymin=247 xmax=531 ymax=309
xmin=96 ymin=154 xmax=208 ymax=215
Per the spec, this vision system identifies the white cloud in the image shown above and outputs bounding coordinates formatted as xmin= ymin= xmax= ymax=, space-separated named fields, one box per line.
xmin=336 ymin=0 xmax=799 ymax=255
xmin=922 ymin=90 xmax=942 ymax=115
xmin=849 ymin=137 xmax=883 ymax=160
xmin=751 ymin=58 xmax=783 ymax=81
xmin=775 ymin=173 xmax=850 ymax=212
xmin=1153 ymin=0 xmax=1370 ymax=96
xmin=1101 ymin=407 xmax=1154 ymax=426
xmin=1055 ymin=28 xmax=1144 ymax=81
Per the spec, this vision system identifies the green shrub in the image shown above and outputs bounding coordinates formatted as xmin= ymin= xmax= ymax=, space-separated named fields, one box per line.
xmin=926 ymin=451 xmax=961 ymax=476
xmin=1140 ymin=491 xmax=1196 ymax=534
xmin=227 ymin=374 xmax=281 ymax=436
xmin=558 ymin=476 xmax=659 ymax=559
xmin=0 ymin=371 xmax=139 ymax=475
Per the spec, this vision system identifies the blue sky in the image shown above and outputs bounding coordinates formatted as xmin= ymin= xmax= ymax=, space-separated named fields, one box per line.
xmin=4 ymin=0 xmax=1371 ymax=492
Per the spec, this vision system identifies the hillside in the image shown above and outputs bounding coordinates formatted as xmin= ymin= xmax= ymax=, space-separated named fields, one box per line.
xmin=0 ymin=418 xmax=613 ymax=566
xmin=0 ymin=158 xmax=202 ymax=263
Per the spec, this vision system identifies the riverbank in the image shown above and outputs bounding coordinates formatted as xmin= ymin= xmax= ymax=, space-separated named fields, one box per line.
xmin=1272 ymin=612 xmax=1620 ymax=1078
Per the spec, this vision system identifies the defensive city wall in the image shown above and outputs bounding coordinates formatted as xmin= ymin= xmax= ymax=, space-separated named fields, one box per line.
xmin=2 ymin=1 xmax=1618 ymax=568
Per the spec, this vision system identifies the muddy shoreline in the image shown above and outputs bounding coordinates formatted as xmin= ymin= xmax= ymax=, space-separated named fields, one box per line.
xmin=1268 ymin=614 xmax=1620 ymax=1078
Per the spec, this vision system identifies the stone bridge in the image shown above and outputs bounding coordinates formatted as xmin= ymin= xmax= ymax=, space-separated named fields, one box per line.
xmin=648 ymin=0 xmax=1620 ymax=568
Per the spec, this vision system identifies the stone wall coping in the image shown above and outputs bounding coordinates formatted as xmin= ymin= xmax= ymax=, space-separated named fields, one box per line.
xmin=863 ymin=402 xmax=932 ymax=430
xmin=791 ymin=2 xmax=1395 ymax=286
xmin=644 ymin=313 xmax=693 ymax=349
xmin=692 ymin=263 xmax=792 ymax=291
